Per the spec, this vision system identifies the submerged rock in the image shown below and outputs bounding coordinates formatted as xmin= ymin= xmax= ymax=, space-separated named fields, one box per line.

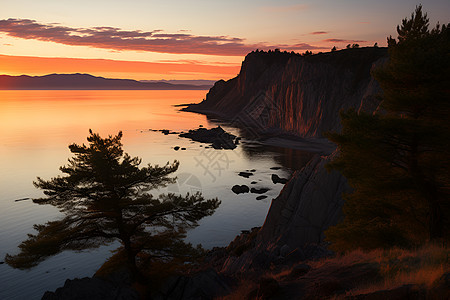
xmin=250 ymin=188 xmax=270 ymax=194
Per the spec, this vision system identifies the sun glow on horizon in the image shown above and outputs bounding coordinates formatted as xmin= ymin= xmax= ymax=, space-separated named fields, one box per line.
xmin=0 ymin=0 xmax=449 ymax=80
xmin=0 ymin=54 xmax=241 ymax=80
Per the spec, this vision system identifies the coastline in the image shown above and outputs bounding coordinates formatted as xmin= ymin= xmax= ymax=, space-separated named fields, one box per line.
xmin=182 ymin=105 xmax=336 ymax=155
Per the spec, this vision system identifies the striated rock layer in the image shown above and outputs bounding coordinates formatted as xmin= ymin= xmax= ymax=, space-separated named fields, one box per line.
xmin=184 ymin=47 xmax=387 ymax=139
xmin=257 ymin=153 xmax=349 ymax=249
xmin=192 ymin=49 xmax=388 ymax=277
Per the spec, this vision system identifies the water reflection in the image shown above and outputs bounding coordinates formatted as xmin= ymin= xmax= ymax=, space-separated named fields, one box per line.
xmin=0 ymin=90 xmax=315 ymax=299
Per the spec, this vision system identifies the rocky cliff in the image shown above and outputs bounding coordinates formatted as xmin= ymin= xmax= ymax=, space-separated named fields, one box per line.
xmin=190 ymin=48 xmax=389 ymax=277
xmin=210 ymin=154 xmax=349 ymax=276
xmin=41 ymin=49 xmax=389 ymax=298
xmin=184 ymin=47 xmax=387 ymax=138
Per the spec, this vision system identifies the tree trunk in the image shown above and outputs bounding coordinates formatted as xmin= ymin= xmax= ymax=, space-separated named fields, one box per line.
xmin=426 ymin=184 xmax=443 ymax=240
xmin=123 ymin=238 xmax=146 ymax=283
xmin=409 ymin=136 xmax=443 ymax=241
xmin=117 ymin=211 xmax=146 ymax=283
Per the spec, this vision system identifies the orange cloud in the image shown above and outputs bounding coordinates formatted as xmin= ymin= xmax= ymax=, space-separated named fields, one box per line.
xmin=0 ymin=18 xmax=322 ymax=56
xmin=0 ymin=54 xmax=241 ymax=80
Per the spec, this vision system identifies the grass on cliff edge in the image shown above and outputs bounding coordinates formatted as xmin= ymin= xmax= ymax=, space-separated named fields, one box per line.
xmin=219 ymin=243 xmax=449 ymax=299
xmin=311 ymin=243 xmax=448 ymax=296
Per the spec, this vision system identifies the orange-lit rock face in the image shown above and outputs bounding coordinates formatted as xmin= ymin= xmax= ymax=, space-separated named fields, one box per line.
xmin=190 ymin=48 xmax=387 ymax=138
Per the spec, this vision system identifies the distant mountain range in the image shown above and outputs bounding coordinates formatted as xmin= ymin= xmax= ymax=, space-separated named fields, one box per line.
xmin=142 ymin=79 xmax=217 ymax=87
xmin=0 ymin=74 xmax=213 ymax=90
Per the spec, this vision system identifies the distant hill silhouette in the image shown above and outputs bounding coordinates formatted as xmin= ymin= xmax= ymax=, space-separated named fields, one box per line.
xmin=142 ymin=79 xmax=217 ymax=87
xmin=0 ymin=74 xmax=212 ymax=90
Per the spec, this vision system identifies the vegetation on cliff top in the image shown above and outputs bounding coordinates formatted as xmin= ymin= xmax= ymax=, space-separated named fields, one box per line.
xmin=326 ymin=5 xmax=450 ymax=250
xmin=219 ymin=243 xmax=449 ymax=299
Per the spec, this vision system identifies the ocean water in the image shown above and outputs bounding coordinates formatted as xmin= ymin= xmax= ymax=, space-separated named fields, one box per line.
xmin=0 ymin=90 xmax=312 ymax=299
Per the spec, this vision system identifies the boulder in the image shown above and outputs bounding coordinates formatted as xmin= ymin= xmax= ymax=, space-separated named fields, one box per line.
xmin=271 ymin=174 xmax=288 ymax=184
xmin=238 ymin=171 xmax=253 ymax=178
xmin=179 ymin=126 xmax=238 ymax=149
xmin=232 ymin=185 xmax=250 ymax=194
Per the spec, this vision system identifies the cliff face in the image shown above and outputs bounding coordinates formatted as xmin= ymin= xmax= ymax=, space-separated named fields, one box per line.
xmin=194 ymin=49 xmax=389 ymax=277
xmin=256 ymin=153 xmax=348 ymax=248
xmin=185 ymin=48 xmax=387 ymax=138
xmin=215 ymin=154 xmax=349 ymax=276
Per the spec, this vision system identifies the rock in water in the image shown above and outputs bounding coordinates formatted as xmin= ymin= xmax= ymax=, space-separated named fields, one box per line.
xmin=232 ymin=185 xmax=250 ymax=194
xmin=238 ymin=171 xmax=253 ymax=178
xmin=271 ymin=174 xmax=288 ymax=184
xmin=179 ymin=126 xmax=238 ymax=149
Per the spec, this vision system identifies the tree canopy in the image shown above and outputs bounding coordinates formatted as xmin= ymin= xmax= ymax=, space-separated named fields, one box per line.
xmin=325 ymin=5 xmax=450 ymax=251
xmin=5 ymin=130 xmax=220 ymax=279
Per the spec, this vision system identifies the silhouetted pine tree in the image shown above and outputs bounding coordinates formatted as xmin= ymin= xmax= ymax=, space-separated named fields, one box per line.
xmin=5 ymin=130 xmax=220 ymax=280
xmin=325 ymin=5 xmax=450 ymax=250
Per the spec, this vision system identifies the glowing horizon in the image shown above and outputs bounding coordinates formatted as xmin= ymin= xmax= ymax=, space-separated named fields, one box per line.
xmin=1 ymin=1 xmax=449 ymax=80
xmin=0 ymin=54 xmax=241 ymax=81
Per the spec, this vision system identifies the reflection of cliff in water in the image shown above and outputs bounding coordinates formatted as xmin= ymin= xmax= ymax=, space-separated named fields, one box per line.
xmin=204 ymin=115 xmax=316 ymax=171
xmin=239 ymin=141 xmax=315 ymax=171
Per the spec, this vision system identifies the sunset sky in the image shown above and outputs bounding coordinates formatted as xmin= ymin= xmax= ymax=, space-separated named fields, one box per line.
xmin=0 ymin=0 xmax=449 ymax=80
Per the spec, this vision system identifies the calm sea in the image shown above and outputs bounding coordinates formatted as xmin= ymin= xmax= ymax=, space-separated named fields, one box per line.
xmin=0 ymin=90 xmax=312 ymax=299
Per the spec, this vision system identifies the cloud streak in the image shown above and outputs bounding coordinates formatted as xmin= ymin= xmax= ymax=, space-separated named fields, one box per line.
xmin=323 ymin=38 xmax=367 ymax=43
xmin=310 ymin=31 xmax=329 ymax=35
xmin=0 ymin=18 xmax=325 ymax=56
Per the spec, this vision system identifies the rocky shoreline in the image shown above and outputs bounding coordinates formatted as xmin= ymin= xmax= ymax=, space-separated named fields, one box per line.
xmin=41 ymin=48 xmax=450 ymax=299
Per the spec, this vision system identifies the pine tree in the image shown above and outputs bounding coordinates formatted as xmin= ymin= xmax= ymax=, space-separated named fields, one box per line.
xmin=325 ymin=6 xmax=450 ymax=251
xmin=5 ymin=130 xmax=220 ymax=279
